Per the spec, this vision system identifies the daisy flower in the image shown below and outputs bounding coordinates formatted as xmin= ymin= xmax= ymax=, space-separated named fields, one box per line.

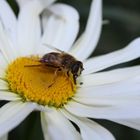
xmin=0 ymin=0 xmax=140 ymax=140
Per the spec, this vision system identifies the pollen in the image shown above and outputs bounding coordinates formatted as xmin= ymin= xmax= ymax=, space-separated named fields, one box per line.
xmin=6 ymin=57 xmax=76 ymax=107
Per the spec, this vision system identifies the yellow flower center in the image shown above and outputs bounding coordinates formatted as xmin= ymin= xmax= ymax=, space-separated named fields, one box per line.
xmin=6 ymin=57 xmax=76 ymax=107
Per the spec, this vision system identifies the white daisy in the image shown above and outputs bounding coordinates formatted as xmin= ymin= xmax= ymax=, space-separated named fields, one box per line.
xmin=0 ymin=0 xmax=140 ymax=140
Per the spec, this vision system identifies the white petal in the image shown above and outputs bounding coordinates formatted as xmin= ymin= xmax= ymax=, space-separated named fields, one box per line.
xmin=0 ymin=80 xmax=8 ymax=90
xmin=0 ymin=52 xmax=8 ymax=70
xmin=0 ymin=0 xmax=17 ymax=46
xmin=0 ymin=22 xmax=18 ymax=62
xmin=0 ymin=91 xmax=21 ymax=101
xmin=16 ymin=0 xmax=56 ymax=8
xmin=0 ymin=101 xmax=36 ymax=137
xmin=64 ymin=100 xmax=140 ymax=119
xmin=16 ymin=0 xmax=27 ymax=7
xmin=84 ymin=38 xmax=140 ymax=74
xmin=0 ymin=65 xmax=6 ymax=79
xmin=76 ymin=76 xmax=140 ymax=98
xmin=41 ymin=0 xmax=56 ymax=7
xmin=41 ymin=110 xmax=81 ymax=140
xmin=0 ymin=133 xmax=8 ymax=140
xmin=61 ymin=109 xmax=115 ymax=140
xmin=70 ymin=0 xmax=102 ymax=60
xmin=74 ymin=96 xmax=140 ymax=107
xmin=0 ymin=68 xmax=5 ymax=79
xmin=66 ymin=98 xmax=140 ymax=131
xmin=35 ymin=104 xmax=54 ymax=112
xmin=81 ymin=66 xmax=140 ymax=86
xmin=17 ymin=0 xmax=44 ymax=56
xmin=0 ymin=54 xmax=6 ymax=75
xmin=75 ymin=76 xmax=140 ymax=106
xmin=37 ymin=3 xmax=79 ymax=53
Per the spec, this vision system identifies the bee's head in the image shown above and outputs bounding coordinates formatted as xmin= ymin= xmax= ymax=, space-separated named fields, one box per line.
xmin=71 ymin=61 xmax=84 ymax=78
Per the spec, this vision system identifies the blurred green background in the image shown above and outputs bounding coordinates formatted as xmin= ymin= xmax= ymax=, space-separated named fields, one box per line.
xmin=6 ymin=0 xmax=140 ymax=140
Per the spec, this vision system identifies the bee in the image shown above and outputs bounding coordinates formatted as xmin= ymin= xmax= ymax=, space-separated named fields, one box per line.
xmin=40 ymin=45 xmax=84 ymax=85
xmin=27 ymin=44 xmax=84 ymax=87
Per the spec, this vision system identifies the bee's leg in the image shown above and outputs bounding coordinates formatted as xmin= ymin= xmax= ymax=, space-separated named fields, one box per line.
xmin=66 ymin=71 xmax=77 ymax=84
xmin=66 ymin=71 xmax=69 ymax=77
xmin=65 ymin=71 xmax=82 ymax=88
xmin=73 ymin=75 xmax=77 ymax=85
xmin=47 ymin=68 xmax=61 ymax=88
xmin=64 ymin=71 xmax=75 ymax=90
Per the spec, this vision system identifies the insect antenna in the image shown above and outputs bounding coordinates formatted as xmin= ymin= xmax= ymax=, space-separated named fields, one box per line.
xmin=24 ymin=64 xmax=43 ymax=67
xmin=43 ymin=43 xmax=65 ymax=53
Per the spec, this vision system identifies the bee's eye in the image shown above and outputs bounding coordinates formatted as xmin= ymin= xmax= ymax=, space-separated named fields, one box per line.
xmin=71 ymin=64 xmax=79 ymax=73
xmin=71 ymin=61 xmax=83 ymax=76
